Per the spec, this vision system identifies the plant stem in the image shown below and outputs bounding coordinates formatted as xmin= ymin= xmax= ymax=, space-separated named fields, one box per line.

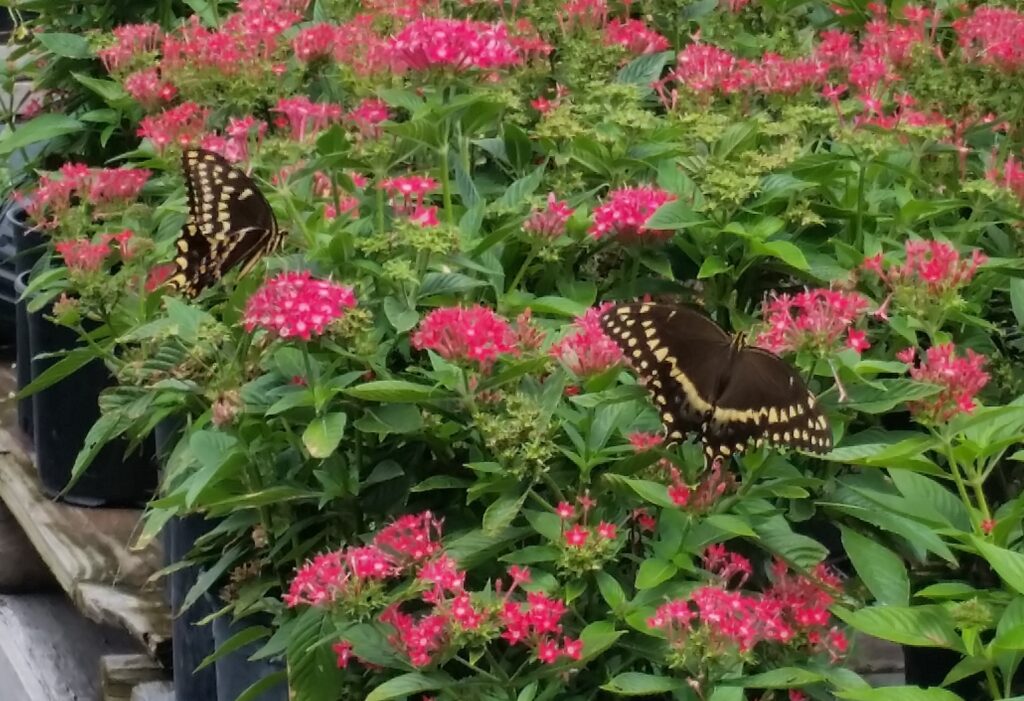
xmin=539 ymin=471 xmax=568 ymax=505
xmin=940 ymin=434 xmax=985 ymax=532
xmin=438 ymin=143 xmax=454 ymax=225
xmin=507 ymin=249 xmax=536 ymax=292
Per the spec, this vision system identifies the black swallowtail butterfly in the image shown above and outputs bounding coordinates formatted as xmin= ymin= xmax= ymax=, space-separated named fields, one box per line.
xmin=167 ymin=149 xmax=287 ymax=297
xmin=599 ymin=302 xmax=832 ymax=463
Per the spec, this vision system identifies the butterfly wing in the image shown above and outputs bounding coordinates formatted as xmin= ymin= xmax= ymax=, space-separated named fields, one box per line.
xmin=167 ymin=149 xmax=284 ymax=297
xmin=705 ymin=346 xmax=832 ymax=460
xmin=599 ymin=303 xmax=733 ymax=444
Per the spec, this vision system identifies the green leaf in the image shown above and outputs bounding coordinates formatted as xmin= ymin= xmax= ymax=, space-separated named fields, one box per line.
xmin=1011 ymin=279 xmax=1024 ymax=327
xmin=841 ymin=380 xmax=942 ymax=414
xmin=992 ymin=624 xmax=1024 ymax=650
xmin=197 ymin=625 xmax=269 ymax=671
xmin=616 ymin=51 xmax=672 ymax=88
xmin=483 ymin=494 xmax=525 ymax=534
xmin=302 ymin=412 xmax=347 ymax=459
xmin=603 ymin=474 xmax=675 ymax=508
xmin=888 ymin=470 xmax=971 ymax=531
xmin=698 ymin=255 xmax=730 ymax=278
xmin=580 ymin=621 xmax=624 ymax=660
xmin=0 ymin=114 xmax=83 ymax=155
xmin=754 ymin=517 xmax=827 ymax=568
xmin=418 ymin=272 xmax=484 ymax=298
xmin=234 ymin=672 xmax=288 ymax=701
xmin=602 ymin=673 xmax=687 ymax=696
xmin=366 ymin=673 xmax=450 ymax=701
xmin=37 ymin=32 xmax=91 ymax=58
xmin=834 ymin=605 xmax=963 ymax=650
xmin=344 ymin=381 xmax=446 ymax=402
xmin=728 ymin=667 xmax=826 ymax=688
xmin=595 ymin=571 xmax=626 ymax=610
xmin=383 ymin=297 xmax=419 ymax=333
xmin=503 ymin=124 xmax=532 ymax=172
xmin=840 ymin=526 xmax=910 ymax=606
xmin=182 ymin=544 xmax=243 ymax=611
xmin=353 ymin=404 xmax=423 ymax=435
xmin=71 ymin=72 xmax=130 ymax=104
xmin=496 ymin=165 xmax=545 ymax=208
xmin=644 ymin=200 xmax=703 ymax=230
xmin=973 ymin=539 xmax=1024 ymax=595
xmin=836 ymin=687 xmax=965 ymax=701
xmin=750 ymin=240 xmax=810 ymax=271
xmin=705 ymin=514 xmax=757 ymax=538
xmin=636 ymin=558 xmax=677 ymax=590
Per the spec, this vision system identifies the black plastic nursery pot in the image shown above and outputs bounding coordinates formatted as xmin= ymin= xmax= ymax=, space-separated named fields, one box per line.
xmin=20 ymin=271 xmax=157 ymax=505
xmin=902 ymin=645 xmax=982 ymax=700
xmin=12 ymin=214 xmax=44 ymax=437
xmin=166 ymin=515 xmax=221 ymax=701
xmin=204 ymin=595 xmax=288 ymax=701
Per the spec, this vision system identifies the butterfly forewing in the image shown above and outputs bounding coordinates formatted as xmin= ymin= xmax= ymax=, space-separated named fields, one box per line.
xmin=169 ymin=149 xmax=284 ymax=297
xmin=599 ymin=303 xmax=732 ymax=443
xmin=705 ymin=346 xmax=832 ymax=459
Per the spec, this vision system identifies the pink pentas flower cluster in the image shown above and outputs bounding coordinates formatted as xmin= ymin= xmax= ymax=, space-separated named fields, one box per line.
xmin=549 ymin=303 xmax=624 ymax=377
xmin=137 ymin=102 xmax=210 ymax=153
xmin=603 ymin=19 xmax=669 ymax=56
xmin=272 ymin=97 xmax=344 ymax=142
xmin=899 ymin=344 xmax=989 ymax=423
xmin=373 ymin=511 xmax=444 ymax=564
xmin=123 ymin=68 xmax=177 ymax=110
xmin=559 ymin=0 xmax=609 ymax=32
xmin=200 ymin=116 xmax=267 ymax=163
xmin=23 ymin=165 xmax=151 ymax=228
xmin=347 ymin=98 xmax=391 ymax=140
xmin=628 ymin=432 xmax=664 ymax=453
xmin=500 ymin=591 xmax=582 ymax=664
xmin=702 ymin=544 xmax=753 ymax=587
xmin=987 ymin=154 xmax=1024 ymax=202
xmin=588 ymin=186 xmax=675 ymax=242
xmin=55 ymin=239 xmax=112 ymax=273
xmin=863 ymin=240 xmax=986 ymax=299
xmin=954 ymin=7 xmax=1024 ymax=72
xmin=284 ymin=546 xmax=399 ymax=608
xmin=755 ymin=288 xmax=873 ymax=356
xmin=664 ymin=44 xmax=828 ymax=102
xmin=380 ymin=175 xmax=439 ymax=217
xmin=411 ymin=305 xmax=519 ymax=373
xmin=523 ymin=194 xmax=574 ymax=241
xmin=243 ymin=271 xmax=357 ymax=341
xmin=389 ymin=19 xmax=522 ymax=74
xmin=98 ymin=22 xmax=162 ymax=73
xmin=649 ymin=555 xmax=847 ymax=661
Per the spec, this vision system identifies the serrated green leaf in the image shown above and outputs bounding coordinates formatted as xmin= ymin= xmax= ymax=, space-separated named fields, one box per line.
xmin=483 ymin=493 xmax=525 ymax=534
xmin=37 ymin=32 xmax=91 ymax=58
xmin=0 ymin=114 xmax=83 ymax=155
xmin=727 ymin=667 xmax=826 ymax=688
xmin=344 ymin=381 xmax=446 ymax=402
xmin=366 ymin=672 xmax=451 ymax=701
xmin=635 ymin=558 xmax=676 ymax=589
xmin=834 ymin=605 xmax=963 ymax=650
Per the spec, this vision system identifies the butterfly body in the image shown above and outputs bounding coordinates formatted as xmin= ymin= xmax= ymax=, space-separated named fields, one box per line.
xmin=599 ymin=302 xmax=832 ymax=463
xmin=168 ymin=149 xmax=286 ymax=297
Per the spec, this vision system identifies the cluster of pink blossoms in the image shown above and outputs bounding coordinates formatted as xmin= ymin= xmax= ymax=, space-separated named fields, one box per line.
xmin=97 ymin=22 xmax=162 ymax=73
xmin=550 ymin=303 xmax=624 ymax=377
xmin=864 ymin=239 xmax=983 ymax=298
xmin=200 ymin=116 xmax=267 ymax=163
xmin=123 ymin=68 xmax=177 ymax=109
xmin=389 ymin=19 xmax=522 ymax=74
xmin=898 ymin=344 xmax=989 ymax=423
xmin=602 ymin=19 xmax=669 ymax=56
xmin=243 ymin=271 xmax=356 ymax=341
xmin=380 ymin=175 xmax=439 ymax=222
xmin=272 ymin=97 xmax=343 ymax=142
xmin=137 ymin=102 xmax=210 ymax=153
xmin=54 ymin=230 xmax=135 ymax=273
xmin=588 ymin=186 xmax=675 ymax=242
xmin=756 ymin=288 xmax=873 ymax=356
xmin=649 ymin=553 xmax=847 ymax=661
xmin=411 ymin=305 xmax=519 ymax=373
xmin=22 ymin=164 xmax=151 ymax=228
xmin=523 ymin=194 xmax=574 ymax=241
xmin=954 ymin=7 xmax=1024 ymax=72
xmin=555 ymin=493 xmax=618 ymax=550
xmin=288 ymin=513 xmax=583 ymax=669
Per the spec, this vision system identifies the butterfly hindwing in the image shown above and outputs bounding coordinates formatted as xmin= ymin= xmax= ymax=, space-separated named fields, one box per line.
xmin=705 ymin=346 xmax=832 ymax=459
xmin=599 ymin=303 xmax=732 ymax=443
xmin=169 ymin=149 xmax=283 ymax=297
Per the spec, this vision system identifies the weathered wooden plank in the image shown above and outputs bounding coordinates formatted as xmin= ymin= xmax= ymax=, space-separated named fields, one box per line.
xmin=0 ymin=593 xmax=139 ymax=701
xmin=0 ymin=365 xmax=171 ymax=658
xmin=101 ymin=654 xmax=170 ymax=701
